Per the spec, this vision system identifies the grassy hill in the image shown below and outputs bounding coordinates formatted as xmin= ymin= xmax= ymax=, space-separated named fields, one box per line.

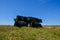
xmin=0 ymin=25 xmax=60 ymax=40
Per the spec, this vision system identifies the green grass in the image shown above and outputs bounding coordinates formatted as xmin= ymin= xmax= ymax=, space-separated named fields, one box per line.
xmin=0 ymin=25 xmax=60 ymax=40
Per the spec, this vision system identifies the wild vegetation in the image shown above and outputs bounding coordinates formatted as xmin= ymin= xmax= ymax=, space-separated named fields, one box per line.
xmin=0 ymin=25 xmax=60 ymax=40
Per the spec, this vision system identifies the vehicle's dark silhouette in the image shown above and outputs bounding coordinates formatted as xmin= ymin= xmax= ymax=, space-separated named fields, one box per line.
xmin=14 ymin=15 xmax=42 ymax=28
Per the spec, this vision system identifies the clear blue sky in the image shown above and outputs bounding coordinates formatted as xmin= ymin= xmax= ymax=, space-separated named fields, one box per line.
xmin=0 ymin=0 xmax=60 ymax=25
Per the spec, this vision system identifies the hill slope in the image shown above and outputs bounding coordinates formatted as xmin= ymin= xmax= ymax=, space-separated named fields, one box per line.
xmin=0 ymin=25 xmax=60 ymax=40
